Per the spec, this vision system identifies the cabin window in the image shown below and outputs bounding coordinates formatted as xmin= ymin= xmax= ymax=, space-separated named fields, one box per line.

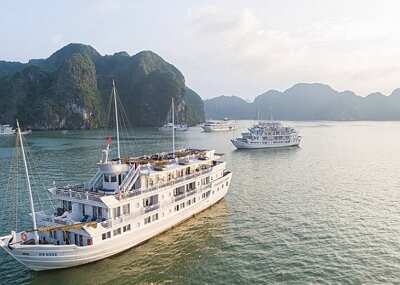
xmin=143 ymin=195 xmax=158 ymax=207
xmin=118 ymin=174 xmax=122 ymax=185
xmin=187 ymin=200 xmax=191 ymax=206
xmin=123 ymin=204 xmax=130 ymax=215
xmin=186 ymin=167 xmax=190 ymax=175
xmin=193 ymin=197 xmax=196 ymax=203
xmin=123 ymin=224 xmax=131 ymax=232
xmin=113 ymin=207 xmax=121 ymax=219
xmin=113 ymin=228 xmax=121 ymax=236
xmin=82 ymin=204 xmax=86 ymax=216
xmin=104 ymin=175 xmax=110 ymax=182
xmin=187 ymin=182 xmax=196 ymax=191
xmin=102 ymin=233 xmax=107 ymax=240
xmin=180 ymin=202 xmax=185 ymax=209
xmin=144 ymin=216 xmax=151 ymax=224
xmin=174 ymin=186 xmax=185 ymax=196
xmin=174 ymin=205 xmax=179 ymax=211
xmin=152 ymin=213 xmax=159 ymax=221
xmin=111 ymin=176 xmax=117 ymax=183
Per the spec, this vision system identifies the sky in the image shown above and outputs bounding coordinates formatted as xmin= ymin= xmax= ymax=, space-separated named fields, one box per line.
xmin=1 ymin=0 xmax=400 ymax=100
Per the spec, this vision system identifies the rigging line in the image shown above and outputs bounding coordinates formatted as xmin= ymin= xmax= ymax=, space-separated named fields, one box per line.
xmin=24 ymin=143 xmax=56 ymax=211
xmin=113 ymin=86 xmax=133 ymax=158
xmin=116 ymin=93 xmax=135 ymax=157
xmin=4 ymin=136 xmax=16 ymax=230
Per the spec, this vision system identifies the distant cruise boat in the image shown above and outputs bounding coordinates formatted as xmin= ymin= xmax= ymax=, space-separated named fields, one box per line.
xmin=159 ymin=98 xmax=189 ymax=132
xmin=159 ymin=122 xmax=188 ymax=132
xmin=231 ymin=121 xmax=301 ymax=149
xmin=0 ymin=81 xmax=232 ymax=271
xmin=0 ymin=124 xmax=16 ymax=135
xmin=201 ymin=119 xmax=238 ymax=132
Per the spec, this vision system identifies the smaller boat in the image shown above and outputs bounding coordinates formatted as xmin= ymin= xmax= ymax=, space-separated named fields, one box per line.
xmin=231 ymin=121 xmax=301 ymax=149
xmin=159 ymin=98 xmax=189 ymax=132
xmin=0 ymin=124 xmax=16 ymax=135
xmin=159 ymin=123 xmax=188 ymax=132
xmin=201 ymin=119 xmax=238 ymax=132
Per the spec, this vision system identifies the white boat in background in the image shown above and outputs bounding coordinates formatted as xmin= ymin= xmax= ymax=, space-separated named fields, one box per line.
xmin=231 ymin=121 xmax=301 ymax=149
xmin=159 ymin=122 xmax=188 ymax=132
xmin=0 ymin=81 xmax=232 ymax=271
xmin=201 ymin=119 xmax=238 ymax=132
xmin=0 ymin=124 xmax=16 ymax=135
xmin=159 ymin=98 xmax=189 ymax=132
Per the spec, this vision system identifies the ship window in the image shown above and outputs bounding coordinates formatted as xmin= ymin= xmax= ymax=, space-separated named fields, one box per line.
xmin=111 ymin=176 xmax=117 ymax=182
xmin=104 ymin=175 xmax=109 ymax=182
xmin=123 ymin=224 xmax=131 ymax=232
xmin=118 ymin=174 xmax=122 ymax=185
xmin=143 ymin=194 xmax=158 ymax=207
xmin=187 ymin=182 xmax=196 ymax=191
xmin=102 ymin=233 xmax=107 ymax=240
xmin=186 ymin=167 xmax=190 ymax=175
xmin=113 ymin=207 xmax=121 ymax=219
xmin=123 ymin=204 xmax=130 ymax=215
xmin=113 ymin=228 xmax=121 ymax=236
xmin=82 ymin=204 xmax=86 ymax=216
xmin=226 ymin=181 xmax=229 ymax=186
xmin=187 ymin=200 xmax=191 ymax=206
xmin=107 ymin=232 xmax=111 ymax=238
xmin=152 ymin=213 xmax=158 ymax=221
xmin=174 ymin=205 xmax=179 ymax=211
xmin=174 ymin=186 xmax=185 ymax=196
xmin=144 ymin=216 xmax=151 ymax=224
xmin=180 ymin=202 xmax=185 ymax=209
xmin=193 ymin=197 xmax=196 ymax=203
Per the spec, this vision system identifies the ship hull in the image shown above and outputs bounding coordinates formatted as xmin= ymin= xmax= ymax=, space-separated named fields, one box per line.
xmin=0 ymin=172 xmax=231 ymax=271
xmin=231 ymin=139 xmax=300 ymax=149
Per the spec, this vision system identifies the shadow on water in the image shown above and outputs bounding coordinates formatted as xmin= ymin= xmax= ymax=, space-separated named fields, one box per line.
xmin=31 ymin=200 xmax=230 ymax=285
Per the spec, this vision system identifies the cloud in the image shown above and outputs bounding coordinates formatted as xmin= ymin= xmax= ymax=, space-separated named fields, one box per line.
xmin=185 ymin=4 xmax=400 ymax=97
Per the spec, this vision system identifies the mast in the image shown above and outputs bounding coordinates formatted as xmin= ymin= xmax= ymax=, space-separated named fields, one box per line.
xmin=112 ymin=80 xmax=121 ymax=161
xmin=172 ymin=97 xmax=175 ymax=158
xmin=16 ymin=120 xmax=39 ymax=244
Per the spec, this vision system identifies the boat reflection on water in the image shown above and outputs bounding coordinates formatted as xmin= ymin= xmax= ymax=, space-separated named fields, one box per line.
xmin=31 ymin=200 xmax=229 ymax=285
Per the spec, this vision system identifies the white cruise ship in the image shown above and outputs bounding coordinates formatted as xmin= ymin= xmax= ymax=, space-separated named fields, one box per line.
xmin=231 ymin=121 xmax=301 ymax=149
xmin=0 ymin=124 xmax=16 ymax=135
xmin=201 ymin=119 xmax=238 ymax=132
xmin=0 ymin=83 xmax=232 ymax=271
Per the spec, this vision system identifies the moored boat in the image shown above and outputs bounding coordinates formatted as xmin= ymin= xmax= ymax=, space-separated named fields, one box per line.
xmin=231 ymin=121 xmax=301 ymax=149
xmin=201 ymin=119 xmax=238 ymax=132
xmin=0 ymin=81 xmax=232 ymax=271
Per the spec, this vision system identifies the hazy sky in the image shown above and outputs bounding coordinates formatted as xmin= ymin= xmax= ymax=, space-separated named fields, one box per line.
xmin=2 ymin=0 xmax=400 ymax=99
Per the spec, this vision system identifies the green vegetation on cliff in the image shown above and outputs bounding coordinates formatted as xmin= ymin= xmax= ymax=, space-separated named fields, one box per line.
xmin=0 ymin=43 xmax=204 ymax=129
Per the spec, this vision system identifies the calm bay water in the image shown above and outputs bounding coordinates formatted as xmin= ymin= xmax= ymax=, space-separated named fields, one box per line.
xmin=1 ymin=121 xmax=400 ymax=284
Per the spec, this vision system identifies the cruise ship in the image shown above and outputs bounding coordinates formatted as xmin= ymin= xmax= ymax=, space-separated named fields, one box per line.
xmin=0 ymin=83 xmax=232 ymax=271
xmin=201 ymin=119 xmax=238 ymax=132
xmin=231 ymin=121 xmax=301 ymax=149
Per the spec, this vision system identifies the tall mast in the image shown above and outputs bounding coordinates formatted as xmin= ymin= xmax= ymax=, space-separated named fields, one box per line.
xmin=172 ymin=97 xmax=175 ymax=158
xmin=16 ymin=120 xmax=39 ymax=244
xmin=112 ymin=80 xmax=121 ymax=161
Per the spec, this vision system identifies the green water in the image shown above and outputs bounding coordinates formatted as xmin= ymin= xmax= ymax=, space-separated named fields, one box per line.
xmin=1 ymin=121 xmax=400 ymax=284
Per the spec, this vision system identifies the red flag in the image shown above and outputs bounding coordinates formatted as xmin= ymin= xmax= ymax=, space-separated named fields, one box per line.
xmin=107 ymin=136 xmax=112 ymax=145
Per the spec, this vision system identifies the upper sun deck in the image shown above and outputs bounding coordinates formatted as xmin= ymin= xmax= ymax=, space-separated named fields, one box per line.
xmin=49 ymin=148 xmax=224 ymax=206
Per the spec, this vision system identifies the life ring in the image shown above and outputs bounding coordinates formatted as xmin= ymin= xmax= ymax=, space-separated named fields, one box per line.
xmin=20 ymin=232 xmax=28 ymax=242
